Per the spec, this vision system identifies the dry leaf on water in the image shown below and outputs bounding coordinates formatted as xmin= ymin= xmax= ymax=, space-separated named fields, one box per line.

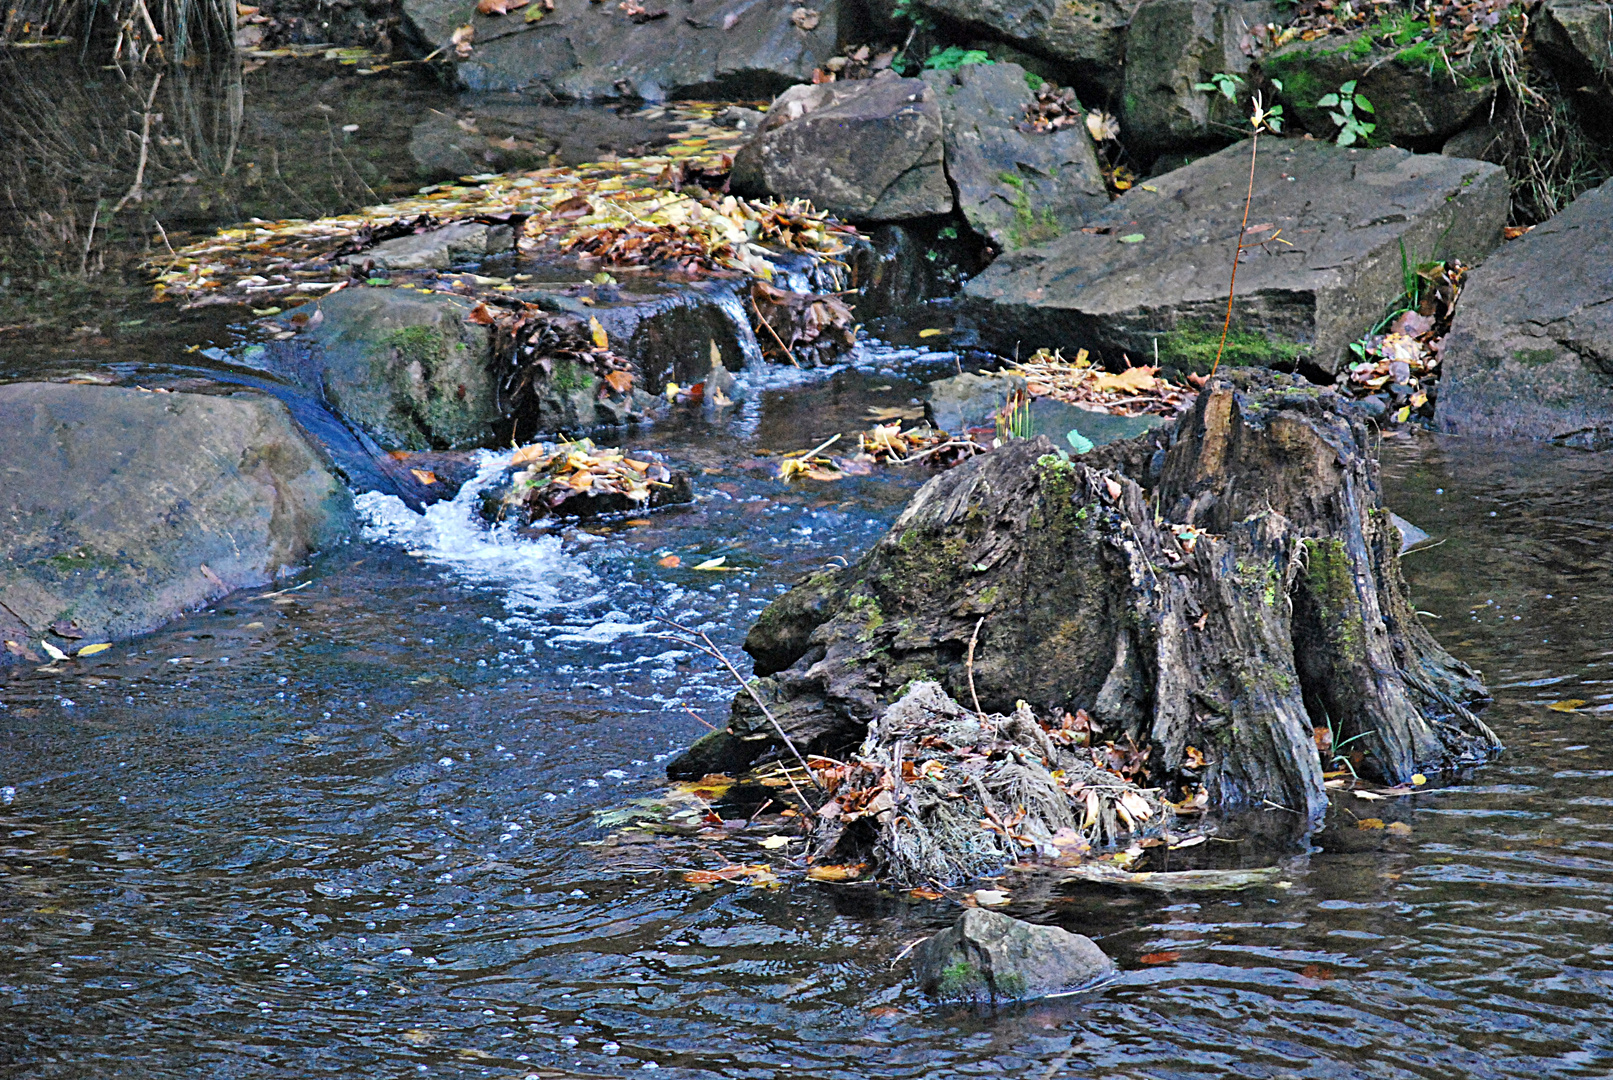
xmin=1139 ymin=951 xmax=1182 ymax=964
xmin=476 ymin=0 xmax=528 ymax=14
xmin=656 ymin=554 xmax=681 ymax=568
xmin=806 ymin=864 xmax=863 ymax=882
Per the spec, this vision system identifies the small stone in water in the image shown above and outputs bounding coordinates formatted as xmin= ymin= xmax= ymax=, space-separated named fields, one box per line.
xmin=439 ymin=758 xmax=454 ymax=766
xmin=602 ymin=1042 xmax=621 ymax=1054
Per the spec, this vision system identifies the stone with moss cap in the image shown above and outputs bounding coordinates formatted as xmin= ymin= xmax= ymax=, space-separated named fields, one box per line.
xmin=960 ymin=139 xmax=1507 ymax=375
xmin=915 ymin=909 xmax=1115 ymax=1004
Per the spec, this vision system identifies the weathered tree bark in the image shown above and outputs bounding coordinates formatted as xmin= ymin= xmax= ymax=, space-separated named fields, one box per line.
xmin=672 ymin=372 xmax=1500 ymax=828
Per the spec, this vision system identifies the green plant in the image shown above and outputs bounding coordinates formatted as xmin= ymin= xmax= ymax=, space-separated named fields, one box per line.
xmin=1209 ymin=92 xmax=1288 ymax=376
xmin=995 ymin=388 xmax=1032 ymax=442
xmin=1193 ymin=72 xmax=1245 ymax=102
xmin=922 ymin=45 xmax=993 ymax=71
xmin=1316 ymin=80 xmax=1376 ymax=146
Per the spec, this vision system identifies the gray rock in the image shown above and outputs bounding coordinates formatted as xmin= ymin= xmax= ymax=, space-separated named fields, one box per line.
xmin=1262 ymin=32 xmax=1496 ymax=147
xmin=343 ymin=221 xmax=515 ymax=271
xmin=284 ymin=288 xmax=504 ymax=450
xmin=1533 ymin=0 xmax=1613 ymax=85
xmin=916 ymin=0 xmax=1137 ymax=94
xmin=923 ymin=371 xmax=1027 ymax=433
xmin=402 ymin=0 xmax=844 ymax=99
xmin=1441 ymin=119 xmax=1515 ymax=164
xmin=961 ymin=140 xmax=1509 ymax=375
xmin=1121 ymin=0 xmax=1274 ymax=156
xmin=1030 ymin=399 xmax=1166 ymax=447
xmin=920 ymin=62 xmax=1108 ymax=249
xmin=1389 ymin=512 xmax=1430 ymax=553
xmin=914 ymin=908 xmax=1115 ymax=1004
xmin=1435 ymin=178 xmax=1613 ymax=448
xmin=731 ymin=77 xmax=953 ymax=223
xmin=0 ymin=383 xmax=352 ymax=650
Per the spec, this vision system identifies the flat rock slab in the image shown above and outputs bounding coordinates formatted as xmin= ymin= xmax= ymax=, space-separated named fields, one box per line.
xmin=1435 ymin=178 xmax=1613 ymax=448
xmin=961 ymin=140 xmax=1508 ymax=374
xmin=0 ymin=383 xmax=352 ymax=651
xmin=915 ymin=909 xmax=1115 ymax=1004
xmin=402 ymin=0 xmax=843 ymax=99
xmin=343 ymin=222 xmax=515 ymax=271
xmin=920 ymin=62 xmax=1108 ymax=249
xmin=732 ymin=77 xmax=952 ymax=223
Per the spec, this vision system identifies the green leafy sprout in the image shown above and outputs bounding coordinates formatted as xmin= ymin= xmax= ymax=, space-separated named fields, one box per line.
xmin=922 ymin=45 xmax=993 ymax=71
xmin=1193 ymin=72 xmax=1245 ymax=101
xmin=1316 ymin=80 xmax=1376 ymax=146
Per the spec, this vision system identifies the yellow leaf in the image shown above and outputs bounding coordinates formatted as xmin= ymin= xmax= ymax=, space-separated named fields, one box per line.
xmin=410 ymin=468 xmax=438 ymax=485
xmin=759 ymin=835 xmax=789 ymax=849
xmin=1386 ymin=821 xmax=1413 ymax=836
xmin=918 ymin=328 xmax=945 ymax=338
xmin=40 ymin=640 xmax=68 ymax=662
xmin=806 ymin=864 xmax=863 ymax=882
xmin=1357 ymin=817 xmax=1385 ymax=830
xmin=76 ymin=643 xmax=112 ymax=656
xmin=1410 ymin=773 xmax=1427 ymax=786
xmin=691 ymin=556 xmax=727 ymax=570
xmin=1548 ymin=699 xmax=1586 ymax=712
xmin=589 ymin=316 xmax=609 ymax=350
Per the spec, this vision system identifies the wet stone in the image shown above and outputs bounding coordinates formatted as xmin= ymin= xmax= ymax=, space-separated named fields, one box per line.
xmin=914 ymin=908 xmax=1115 ymax=1004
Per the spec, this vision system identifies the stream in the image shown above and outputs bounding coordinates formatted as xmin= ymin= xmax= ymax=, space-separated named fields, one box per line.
xmin=3 ymin=54 xmax=1613 ymax=1080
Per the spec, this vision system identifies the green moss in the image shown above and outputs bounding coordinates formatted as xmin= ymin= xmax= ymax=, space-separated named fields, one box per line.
xmin=380 ymin=324 xmax=447 ymax=364
xmin=936 ymin=960 xmax=982 ymax=998
xmin=1394 ymin=38 xmax=1440 ymax=68
xmin=1302 ymin=537 xmax=1365 ymax=660
xmin=1156 ymin=320 xmax=1308 ymax=374
xmin=997 ymin=171 xmax=1025 ymax=190
xmin=548 ymin=357 xmax=597 ymax=393
xmin=39 ymin=549 xmax=120 ymax=574
xmin=975 ymin=585 xmax=1001 ymax=607
xmin=845 ymin=591 xmax=886 ymax=641
xmin=1513 ymin=347 xmax=1559 ymax=367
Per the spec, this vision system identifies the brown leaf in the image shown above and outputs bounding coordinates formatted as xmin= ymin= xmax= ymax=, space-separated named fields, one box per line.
xmin=552 ymin=195 xmax=593 ymax=219
xmin=466 ymin=302 xmax=496 ymax=326
xmin=410 ymin=468 xmax=439 ymax=485
xmin=49 ymin=620 xmax=85 ymax=640
xmin=1139 ymin=951 xmax=1182 ymax=965
xmin=657 ymin=554 xmax=681 ymax=568
xmin=477 ymin=0 xmax=528 ymax=14
xmin=806 ymin=863 xmax=864 ymax=882
xmin=603 ymin=370 xmax=634 ymax=394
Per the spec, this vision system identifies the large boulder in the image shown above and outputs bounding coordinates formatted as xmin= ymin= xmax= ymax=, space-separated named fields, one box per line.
xmin=278 ymin=287 xmax=504 ymax=451
xmin=402 ymin=0 xmax=844 ymax=99
xmin=1262 ymin=31 xmax=1496 ymax=149
xmin=731 ymin=77 xmax=953 ymax=223
xmin=0 ymin=383 xmax=352 ymax=651
xmin=916 ymin=0 xmax=1138 ymax=94
xmin=961 ymin=140 xmax=1509 ymax=375
xmin=920 ymin=61 xmax=1109 ymax=249
xmin=1435 ymin=178 xmax=1613 ymax=448
xmin=914 ymin=909 xmax=1115 ymax=1003
xmin=1120 ymin=0 xmax=1274 ymax=157
xmin=1533 ymin=0 xmax=1613 ymax=85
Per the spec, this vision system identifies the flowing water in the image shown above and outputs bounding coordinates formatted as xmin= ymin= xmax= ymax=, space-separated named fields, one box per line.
xmin=4 ymin=55 xmax=1613 ymax=1080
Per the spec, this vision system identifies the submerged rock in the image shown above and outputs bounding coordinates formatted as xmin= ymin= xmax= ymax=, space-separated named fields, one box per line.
xmin=962 ymin=140 xmax=1508 ymax=375
xmin=731 ymin=78 xmax=953 ymax=223
xmin=401 ymin=0 xmax=844 ymax=99
xmin=1435 ymin=177 xmax=1613 ymax=448
xmin=923 ymin=371 xmax=1166 ymax=447
xmin=915 ymin=909 xmax=1115 ymax=1004
xmin=920 ymin=61 xmax=1108 ymax=249
xmin=0 ymin=383 xmax=352 ymax=650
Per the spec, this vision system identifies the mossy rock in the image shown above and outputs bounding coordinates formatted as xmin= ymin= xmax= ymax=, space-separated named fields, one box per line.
xmin=914 ymin=909 xmax=1115 ymax=1004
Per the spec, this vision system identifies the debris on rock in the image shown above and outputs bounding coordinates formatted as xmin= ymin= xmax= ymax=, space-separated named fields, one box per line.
xmin=485 ymin=438 xmax=692 ymax=522
xmin=807 ymin=681 xmax=1173 ymax=887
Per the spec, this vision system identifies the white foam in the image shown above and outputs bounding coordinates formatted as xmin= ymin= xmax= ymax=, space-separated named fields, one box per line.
xmin=355 ymin=451 xmax=604 ymax=617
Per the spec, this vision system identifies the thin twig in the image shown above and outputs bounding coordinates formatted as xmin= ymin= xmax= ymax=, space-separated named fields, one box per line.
xmin=750 ymin=292 xmax=799 ymax=367
xmin=111 ymin=71 xmax=163 ymax=216
xmin=1210 ymin=127 xmax=1260 ymax=377
xmin=655 ymin=617 xmax=824 ymax=808
xmin=966 ymin=616 xmax=987 ymax=730
xmin=683 ymin=707 xmax=717 ymax=732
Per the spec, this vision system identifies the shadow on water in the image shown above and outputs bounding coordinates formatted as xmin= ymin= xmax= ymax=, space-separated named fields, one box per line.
xmin=2 ymin=48 xmax=1613 ymax=1080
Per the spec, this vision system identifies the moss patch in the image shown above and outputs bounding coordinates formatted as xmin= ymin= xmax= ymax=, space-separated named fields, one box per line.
xmin=1156 ymin=320 xmax=1309 ymax=374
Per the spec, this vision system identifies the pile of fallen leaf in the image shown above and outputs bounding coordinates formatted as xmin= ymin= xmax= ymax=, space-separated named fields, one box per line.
xmin=1011 ymin=347 xmax=1196 ymax=416
xmin=1273 ymin=0 xmax=1517 ymax=60
xmin=498 ymin=438 xmax=679 ymax=516
xmin=472 ymin=301 xmax=639 ymax=414
xmin=807 ymin=682 xmax=1175 ymax=887
xmin=1336 ymin=259 xmax=1466 ymax=424
xmin=148 ymin=104 xmax=861 ymax=308
xmin=748 ymin=279 xmax=856 ymax=366
xmin=1018 ymin=81 xmax=1088 ymax=134
xmin=811 ymin=43 xmax=899 ymax=83
xmin=777 ymin=420 xmax=988 ymax=481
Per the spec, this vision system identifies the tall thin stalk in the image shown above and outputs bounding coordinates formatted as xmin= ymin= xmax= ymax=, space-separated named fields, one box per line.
xmin=1210 ymin=93 xmax=1282 ymax=378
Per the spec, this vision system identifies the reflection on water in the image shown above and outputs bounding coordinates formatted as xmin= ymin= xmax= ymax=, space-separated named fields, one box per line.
xmin=4 ymin=387 xmax=1613 ymax=1077
xmin=4 ymin=46 xmax=1613 ymax=1080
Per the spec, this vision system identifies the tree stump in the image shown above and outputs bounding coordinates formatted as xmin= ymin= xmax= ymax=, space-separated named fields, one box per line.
xmin=674 ymin=371 xmax=1499 ymax=828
